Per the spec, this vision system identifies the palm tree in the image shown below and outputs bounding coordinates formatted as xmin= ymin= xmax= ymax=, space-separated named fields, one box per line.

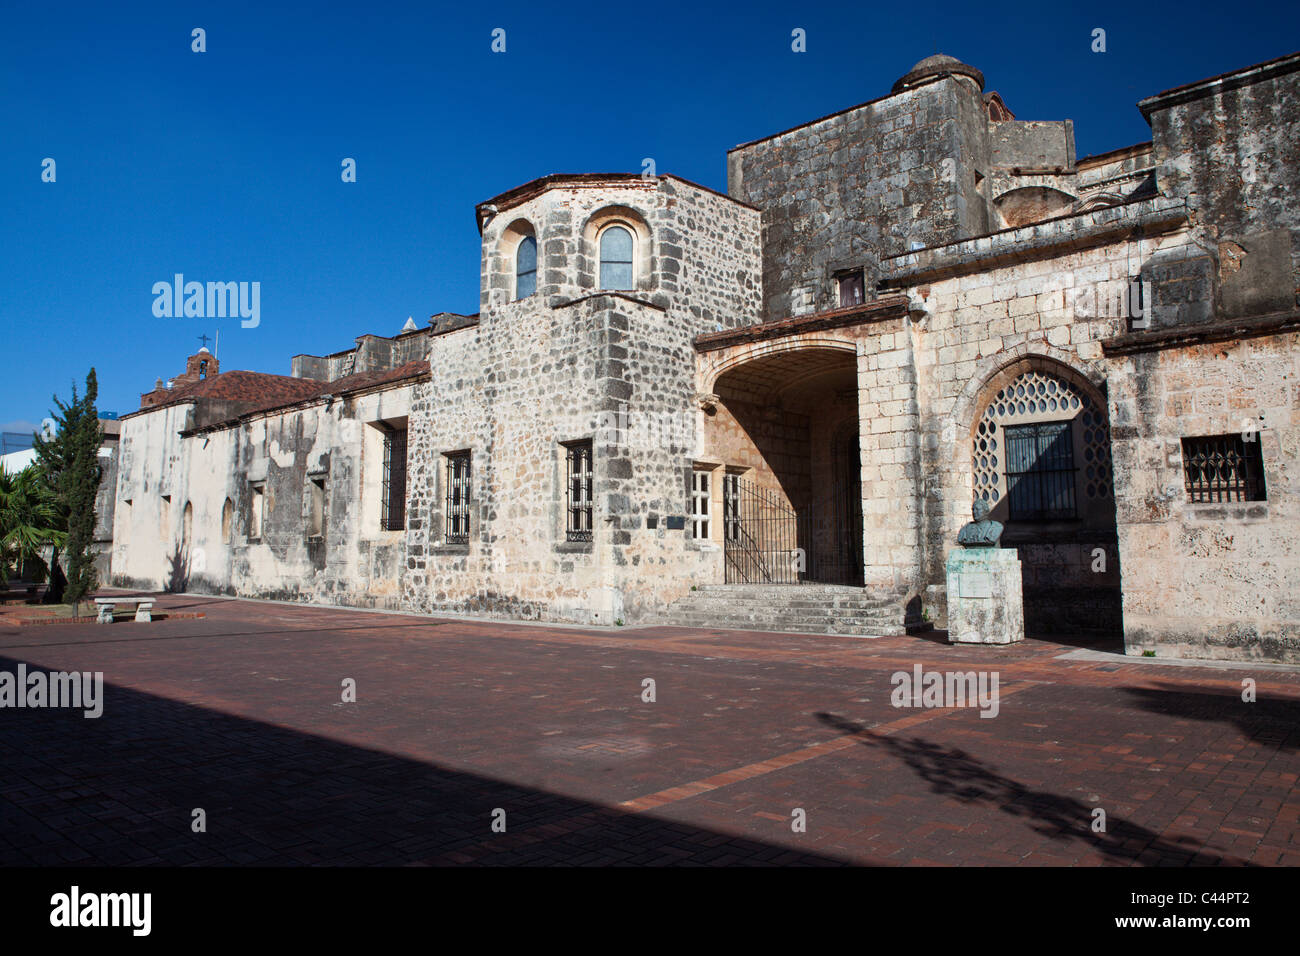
xmin=0 ymin=463 xmax=66 ymax=587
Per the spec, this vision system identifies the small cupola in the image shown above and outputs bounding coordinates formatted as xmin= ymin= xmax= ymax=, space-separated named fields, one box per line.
xmin=892 ymin=54 xmax=985 ymax=94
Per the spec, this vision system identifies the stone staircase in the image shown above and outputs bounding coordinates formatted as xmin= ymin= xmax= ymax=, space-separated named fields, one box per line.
xmin=657 ymin=584 xmax=905 ymax=638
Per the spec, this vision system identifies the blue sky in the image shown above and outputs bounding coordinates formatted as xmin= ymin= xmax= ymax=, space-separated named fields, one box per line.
xmin=3 ymin=0 xmax=1296 ymax=432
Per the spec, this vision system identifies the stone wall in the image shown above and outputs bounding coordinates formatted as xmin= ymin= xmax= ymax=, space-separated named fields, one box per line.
xmin=400 ymin=176 xmax=763 ymax=624
xmin=728 ymin=75 xmax=991 ymax=321
xmin=402 ymin=296 xmax=720 ymax=624
xmin=876 ymin=210 xmax=1194 ymax=633
xmin=1108 ymin=333 xmax=1300 ymax=661
xmin=1142 ymin=54 xmax=1300 ymax=322
xmin=112 ymin=383 xmax=417 ymax=608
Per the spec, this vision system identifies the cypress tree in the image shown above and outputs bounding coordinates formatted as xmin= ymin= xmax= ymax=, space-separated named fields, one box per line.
xmin=33 ymin=369 xmax=103 ymax=609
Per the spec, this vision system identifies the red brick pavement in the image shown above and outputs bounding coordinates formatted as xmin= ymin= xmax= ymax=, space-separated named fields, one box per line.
xmin=0 ymin=593 xmax=1297 ymax=866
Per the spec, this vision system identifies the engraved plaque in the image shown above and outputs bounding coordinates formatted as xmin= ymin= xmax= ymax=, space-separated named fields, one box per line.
xmin=961 ymin=571 xmax=992 ymax=599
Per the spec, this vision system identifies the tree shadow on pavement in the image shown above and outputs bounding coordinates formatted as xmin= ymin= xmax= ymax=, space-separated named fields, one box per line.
xmin=1118 ymin=684 xmax=1300 ymax=752
xmin=815 ymin=711 xmax=1249 ymax=866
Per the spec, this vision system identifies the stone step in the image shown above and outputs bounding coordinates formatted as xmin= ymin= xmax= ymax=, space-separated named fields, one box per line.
xmin=668 ymin=595 xmax=896 ymax=612
xmin=664 ymin=607 xmax=898 ymax=625
xmin=656 ymin=614 xmax=893 ymax=637
xmin=695 ymin=584 xmax=876 ymax=596
xmin=658 ymin=607 xmax=902 ymax=629
xmin=659 ymin=582 xmax=906 ymax=638
xmin=663 ymin=609 xmax=900 ymax=625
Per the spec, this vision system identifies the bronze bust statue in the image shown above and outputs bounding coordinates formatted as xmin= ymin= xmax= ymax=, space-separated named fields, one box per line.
xmin=957 ymin=498 xmax=1003 ymax=547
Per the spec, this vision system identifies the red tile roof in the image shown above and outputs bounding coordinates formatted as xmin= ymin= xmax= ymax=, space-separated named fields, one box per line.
xmin=135 ymin=370 xmax=321 ymax=414
xmin=125 ymin=360 xmax=429 ymax=429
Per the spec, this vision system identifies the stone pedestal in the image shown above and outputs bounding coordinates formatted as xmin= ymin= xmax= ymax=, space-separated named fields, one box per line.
xmin=945 ymin=547 xmax=1024 ymax=645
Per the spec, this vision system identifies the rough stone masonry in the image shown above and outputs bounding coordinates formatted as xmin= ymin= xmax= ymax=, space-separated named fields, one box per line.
xmin=111 ymin=52 xmax=1300 ymax=662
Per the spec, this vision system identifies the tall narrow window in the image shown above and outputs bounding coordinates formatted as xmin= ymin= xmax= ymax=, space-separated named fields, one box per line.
xmin=723 ymin=473 xmax=741 ymax=543
xmin=382 ymin=429 xmax=408 ymax=531
xmin=160 ymin=495 xmax=171 ymax=541
xmin=690 ymin=469 xmax=711 ymax=540
xmin=221 ymin=498 xmax=234 ymax=543
xmin=837 ymin=271 xmax=865 ymax=307
xmin=1004 ymin=421 xmax=1077 ymax=520
xmin=249 ymin=484 xmax=265 ymax=539
xmin=599 ymin=226 xmax=634 ymax=290
xmin=1181 ymin=434 xmax=1266 ymax=502
xmin=308 ymin=476 xmax=326 ymax=537
xmin=515 ymin=235 xmax=537 ymax=300
xmin=445 ymin=452 xmax=471 ymax=543
xmin=564 ymin=441 xmax=594 ymax=541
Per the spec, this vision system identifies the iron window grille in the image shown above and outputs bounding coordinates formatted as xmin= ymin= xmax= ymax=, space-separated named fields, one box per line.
xmin=565 ymin=441 xmax=594 ymax=541
xmin=445 ymin=452 xmax=472 ymax=543
xmin=1004 ymin=421 xmax=1077 ymax=520
xmin=690 ymin=469 xmax=711 ymax=540
xmin=723 ymin=473 xmax=741 ymax=542
xmin=1181 ymin=434 xmax=1266 ymax=502
xmin=381 ymin=428 xmax=408 ymax=531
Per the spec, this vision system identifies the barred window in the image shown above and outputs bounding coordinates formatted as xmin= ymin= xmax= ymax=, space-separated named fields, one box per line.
xmin=445 ymin=451 xmax=471 ymax=543
xmin=1182 ymin=434 xmax=1266 ymax=502
xmin=723 ymin=473 xmax=741 ymax=543
xmin=564 ymin=440 xmax=594 ymax=541
xmin=1004 ymin=421 xmax=1077 ymax=520
xmin=690 ymin=469 xmax=711 ymax=540
xmin=381 ymin=429 xmax=408 ymax=531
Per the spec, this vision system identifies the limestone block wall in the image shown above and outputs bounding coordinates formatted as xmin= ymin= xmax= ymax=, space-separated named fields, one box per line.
xmin=477 ymin=177 xmax=762 ymax=332
xmin=875 ymin=223 xmax=1191 ymax=629
xmin=728 ymin=75 xmax=991 ymax=321
xmin=112 ymin=384 xmax=416 ymax=608
xmin=1109 ymin=333 xmax=1300 ymax=662
xmin=402 ymin=295 xmax=719 ymax=625
xmin=1143 ymin=55 xmax=1300 ymax=321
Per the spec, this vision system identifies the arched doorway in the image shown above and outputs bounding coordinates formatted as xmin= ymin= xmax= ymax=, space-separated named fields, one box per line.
xmin=969 ymin=359 xmax=1121 ymax=639
xmin=703 ymin=344 xmax=863 ymax=585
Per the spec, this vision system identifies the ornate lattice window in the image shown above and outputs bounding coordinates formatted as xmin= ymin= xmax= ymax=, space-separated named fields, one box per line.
xmin=972 ymin=370 xmax=1113 ymax=518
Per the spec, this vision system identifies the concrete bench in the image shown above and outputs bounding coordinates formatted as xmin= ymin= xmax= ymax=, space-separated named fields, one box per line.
xmin=94 ymin=597 xmax=156 ymax=623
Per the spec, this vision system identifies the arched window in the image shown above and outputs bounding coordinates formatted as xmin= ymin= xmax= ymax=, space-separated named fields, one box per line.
xmin=599 ymin=225 xmax=634 ymax=290
xmin=515 ymin=235 xmax=537 ymax=300
xmin=972 ymin=369 xmax=1113 ymax=522
xmin=222 ymin=498 xmax=234 ymax=543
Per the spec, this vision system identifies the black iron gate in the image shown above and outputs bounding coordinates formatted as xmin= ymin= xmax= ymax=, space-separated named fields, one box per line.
xmin=723 ymin=477 xmax=862 ymax=585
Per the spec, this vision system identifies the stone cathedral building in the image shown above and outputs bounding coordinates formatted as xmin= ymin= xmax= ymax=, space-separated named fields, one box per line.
xmin=112 ymin=52 xmax=1300 ymax=663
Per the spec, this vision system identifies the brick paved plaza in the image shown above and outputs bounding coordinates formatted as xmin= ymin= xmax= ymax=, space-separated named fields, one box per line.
xmin=1 ymin=595 xmax=1298 ymax=866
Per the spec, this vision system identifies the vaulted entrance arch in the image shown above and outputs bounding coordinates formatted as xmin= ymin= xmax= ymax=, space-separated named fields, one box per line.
xmin=698 ymin=343 xmax=864 ymax=585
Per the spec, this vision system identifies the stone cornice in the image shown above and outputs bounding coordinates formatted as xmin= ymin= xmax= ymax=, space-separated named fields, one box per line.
xmin=693 ymin=296 xmax=909 ymax=352
xmin=1100 ymin=309 xmax=1300 ymax=356
xmin=878 ymin=197 xmax=1188 ymax=288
